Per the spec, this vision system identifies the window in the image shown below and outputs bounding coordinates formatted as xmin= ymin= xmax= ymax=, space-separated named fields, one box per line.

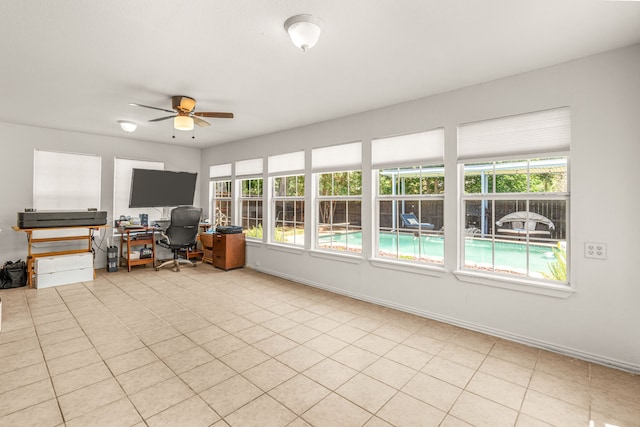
xmin=113 ymin=158 xmax=163 ymax=225
xmin=209 ymin=163 xmax=232 ymax=226
xmin=273 ymin=174 xmax=305 ymax=245
xmin=458 ymin=108 xmax=570 ymax=284
xmin=269 ymin=151 xmax=305 ymax=246
xmin=313 ymin=142 xmax=362 ymax=254
xmin=373 ymin=129 xmax=445 ymax=265
xmin=35 ymin=150 xmax=101 ymax=211
xmin=236 ymin=158 xmax=263 ymax=240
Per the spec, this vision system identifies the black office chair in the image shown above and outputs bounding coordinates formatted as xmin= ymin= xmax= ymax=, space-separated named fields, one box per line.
xmin=155 ymin=206 xmax=202 ymax=271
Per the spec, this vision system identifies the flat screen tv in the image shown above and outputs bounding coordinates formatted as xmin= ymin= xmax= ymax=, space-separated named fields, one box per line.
xmin=129 ymin=169 xmax=197 ymax=208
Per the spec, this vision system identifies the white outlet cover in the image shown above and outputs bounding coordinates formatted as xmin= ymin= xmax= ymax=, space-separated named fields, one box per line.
xmin=585 ymin=242 xmax=607 ymax=259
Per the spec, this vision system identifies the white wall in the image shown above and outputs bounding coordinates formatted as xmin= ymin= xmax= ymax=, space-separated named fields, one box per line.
xmin=0 ymin=124 xmax=201 ymax=268
xmin=201 ymin=44 xmax=640 ymax=371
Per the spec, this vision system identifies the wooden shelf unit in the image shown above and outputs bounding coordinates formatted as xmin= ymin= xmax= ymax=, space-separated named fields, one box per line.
xmin=12 ymin=224 xmax=106 ymax=288
xmin=118 ymin=227 xmax=156 ymax=271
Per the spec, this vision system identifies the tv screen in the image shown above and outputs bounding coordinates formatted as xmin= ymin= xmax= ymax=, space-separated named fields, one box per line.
xmin=129 ymin=169 xmax=197 ymax=208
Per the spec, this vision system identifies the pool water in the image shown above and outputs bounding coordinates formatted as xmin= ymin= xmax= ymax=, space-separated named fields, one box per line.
xmin=320 ymin=231 xmax=558 ymax=276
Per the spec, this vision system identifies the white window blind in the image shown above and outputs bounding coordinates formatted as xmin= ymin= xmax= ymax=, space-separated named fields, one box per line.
xmin=34 ymin=150 xmax=101 ymax=210
xmin=372 ymin=129 xmax=444 ymax=168
xmin=458 ymin=107 xmax=570 ymax=161
xmin=210 ymin=163 xmax=232 ymax=178
xmin=268 ymin=151 xmax=305 ymax=175
xmin=235 ymin=158 xmax=263 ymax=176
xmin=113 ymin=158 xmax=163 ymax=221
xmin=312 ymin=142 xmax=362 ymax=172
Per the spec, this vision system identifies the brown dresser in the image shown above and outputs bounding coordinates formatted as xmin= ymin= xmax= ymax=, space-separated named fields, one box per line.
xmin=211 ymin=233 xmax=245 ymax=270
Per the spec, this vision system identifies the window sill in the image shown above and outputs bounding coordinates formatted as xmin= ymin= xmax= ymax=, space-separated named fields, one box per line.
xmin=369 ymin=257 xmax=446 ymax=277
xmin=453 ymin=269 xmax=575 ymax=298
xmin=245 ymin=238 xmax=263 ymax=248
xmin=265 ymin=242 xmax=305 ymax=255
xmin=308 ymin=249 xmax=363 ymax=264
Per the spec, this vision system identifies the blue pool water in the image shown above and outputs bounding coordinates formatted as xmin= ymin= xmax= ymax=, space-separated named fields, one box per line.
xmin=319 ymin=231 xmax=558 ymax=276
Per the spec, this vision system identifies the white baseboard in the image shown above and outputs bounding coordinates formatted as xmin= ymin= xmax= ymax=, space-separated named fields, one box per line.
xmin=250 ymin=266 xmax=640 ymax=374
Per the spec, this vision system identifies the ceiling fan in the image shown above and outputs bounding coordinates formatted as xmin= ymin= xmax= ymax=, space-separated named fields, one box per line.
xmin=130 ymin=96 xmax=233 ymax=130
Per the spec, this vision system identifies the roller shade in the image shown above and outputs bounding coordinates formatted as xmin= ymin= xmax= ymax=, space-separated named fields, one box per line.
xmin=372 ymin=128 xmax=444 ymax=168
xmin=34 ymin=150 xmax=101 ymax=210
xmin=268 ymin=151 xmax=305 ymax=175
xmin=312 ymin=142 xmax=361 ymax=172
xmin=458 ymin=107 xmax=570 ymax=161
xmin=235 ymin=158 xmax=263 ymax=176
xmin=209 ymin=163 xmax=232 ymax=178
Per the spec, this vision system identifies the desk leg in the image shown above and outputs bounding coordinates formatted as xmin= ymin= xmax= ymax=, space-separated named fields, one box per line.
xmin=27 ymin=257 xmax=34 ymax=289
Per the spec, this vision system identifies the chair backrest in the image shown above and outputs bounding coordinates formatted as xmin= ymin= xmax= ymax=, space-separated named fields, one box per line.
xmin=400 ymin=213 xmax=419 ymax=227
xmin=165 ymin=206 xmax=202 ymax=247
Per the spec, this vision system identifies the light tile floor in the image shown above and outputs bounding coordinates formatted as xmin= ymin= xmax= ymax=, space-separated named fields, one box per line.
xmin=0 ymin=267 xmax=638 ymax=427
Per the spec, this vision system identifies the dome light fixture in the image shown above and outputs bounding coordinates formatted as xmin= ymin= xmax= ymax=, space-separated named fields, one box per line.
xmin=174 ymin=115 xmax=194 ymax=131
xmin=284 ymin=14 xmax=322 ymax=52
xmin=117 ymin=120 xmax=137 ymax=133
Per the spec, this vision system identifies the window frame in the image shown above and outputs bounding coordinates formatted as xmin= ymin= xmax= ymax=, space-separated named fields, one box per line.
xmin=209 ymin=163 xmax=233 ymax=227
xmin=210 ymin=178 xmax=232 ymax=227
xmin=458 ymin=155 xmax=571 ymax=294
xmin=374 ymin=163 xmax=445 ymax=266
xmin=314 ymin=170 xmax=363 ymax=255
xmin=238 ymin=176 xmax=264 ymax=240
xmin=455 ymin=108 xmax=572 ymax=296
xmin=271 ymin=174 xmax=305 ymax=247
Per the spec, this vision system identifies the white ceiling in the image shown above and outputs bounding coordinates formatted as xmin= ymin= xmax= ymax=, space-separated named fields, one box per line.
xmin=1 ymin=0 xmax=639 ymax=148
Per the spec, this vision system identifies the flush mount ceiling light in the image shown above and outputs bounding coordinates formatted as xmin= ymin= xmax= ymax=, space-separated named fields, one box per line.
xmin=117 ymin=120 xmax=137 ymax=133
xmin=284 ymin=14 xmax=322 ymax=52
xmin=174 ymin=115 xmax=194 ymax=131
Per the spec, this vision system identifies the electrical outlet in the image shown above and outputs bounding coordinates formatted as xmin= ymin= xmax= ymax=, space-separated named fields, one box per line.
xmin=585 ymin=242 xmax=607 ymax=259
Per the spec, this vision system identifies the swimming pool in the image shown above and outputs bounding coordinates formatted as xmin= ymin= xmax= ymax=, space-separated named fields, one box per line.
xmin=319 ymin=231 xmax=559 ymax=277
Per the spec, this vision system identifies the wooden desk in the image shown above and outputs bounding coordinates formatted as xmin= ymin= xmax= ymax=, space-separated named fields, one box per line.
xmin=12 ymin=225 xmax=107 ymax=288
xmin=118 ymin=227 xmax=156 ymax=272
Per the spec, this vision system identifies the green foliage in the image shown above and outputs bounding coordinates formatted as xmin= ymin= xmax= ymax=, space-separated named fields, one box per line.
xmin=319 ymin=171 xmax=361 ymax=196
xmin=378 ymin=166 xmax=444 ymax=195
xmin=274 ymin=175 xmax=304 ymax=197
xmin=542 ymin=246 xmax=567 ymax=281
xmin=464 ymin=159 xmax=567 ymax=194
xmin=273 ymin=227 xmax=293 ymax=243
xmin=245 ymin=224 xmax=263 ymax=239
xmin=241 ymin=179 xmax=263 ymax=197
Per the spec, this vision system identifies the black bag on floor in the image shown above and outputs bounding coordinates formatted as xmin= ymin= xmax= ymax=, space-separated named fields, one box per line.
xmin=0 ymin=260 xmax=27 ymax=288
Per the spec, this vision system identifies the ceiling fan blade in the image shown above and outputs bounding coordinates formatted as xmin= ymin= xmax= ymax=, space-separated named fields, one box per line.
xmin=193 ymin=116 xmax=211 ymax=127
xmin=193 ymin=112 xmax=234 ymax=119
xmin=149 ymin=115 xmax=176 ymax=122
xmin=129 ymin=103 xmax=175 ymax=114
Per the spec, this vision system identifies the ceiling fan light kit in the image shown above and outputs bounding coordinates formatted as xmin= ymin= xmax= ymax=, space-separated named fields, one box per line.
xmin=117 ymin=120 xmax=137 ymax=133
xmin=284 ymin=14 xmax=322 ymax=52
xmin=174 ymin=115 xmax=194 ymax=131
